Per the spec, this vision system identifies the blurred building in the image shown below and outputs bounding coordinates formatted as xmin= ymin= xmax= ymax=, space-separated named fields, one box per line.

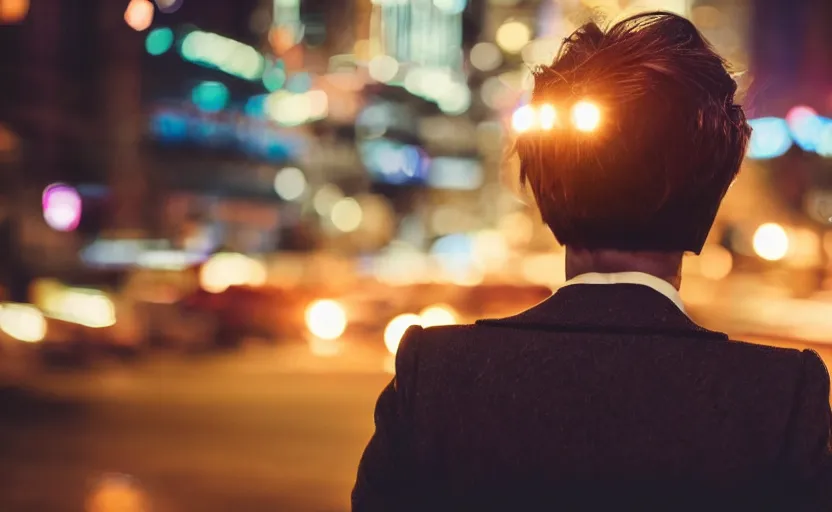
xmin=0 ymin=0 xmax=829 ymax=293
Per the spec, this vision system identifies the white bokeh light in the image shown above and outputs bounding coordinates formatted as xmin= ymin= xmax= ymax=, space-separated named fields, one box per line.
xmin=753 ymin=223 xmax=789 ymax=261
xmin=305 ymin=300 xmax=348 ymax=340
xmin=384 ymin=314 xmax=421 ymax=355
xmin=419 ymin=305 xmax=457 ymax=328
xmin=273 ymin=167 xmax=307 ymax=201
xmin=331 ymin=198 xmax=363 ymax=232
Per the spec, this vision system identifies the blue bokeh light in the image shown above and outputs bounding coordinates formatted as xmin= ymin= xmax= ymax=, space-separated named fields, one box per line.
xmin=747 ymin=117 xmax=793 ymax=160
xmin=191 ymin=81 xmax=230 ymax=113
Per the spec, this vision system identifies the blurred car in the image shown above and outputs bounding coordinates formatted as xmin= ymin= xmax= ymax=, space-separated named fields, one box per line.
xmin=307 ymin=281 xmax=553 ymax=349
xmin=120 ymin=266 xmax=218 ymax=352
xmin=28 ymin=273 xmax=147 ymax=363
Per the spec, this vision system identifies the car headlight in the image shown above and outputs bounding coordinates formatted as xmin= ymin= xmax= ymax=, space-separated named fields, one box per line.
xmin=305 ymin=300 xmax=347 ymax=340
xmin=0 ymin=303 xmax=47 ymax=343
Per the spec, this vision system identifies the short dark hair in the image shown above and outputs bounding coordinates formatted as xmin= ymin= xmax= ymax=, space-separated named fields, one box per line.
xmin=515 ymin=12 xmax=751 ymax=254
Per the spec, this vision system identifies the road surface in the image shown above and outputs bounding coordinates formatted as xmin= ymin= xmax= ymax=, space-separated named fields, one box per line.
xmin=1 ymin=336 xmax=830 ymax=512
xmin=0 ymin=344 xmax=391 ymax=512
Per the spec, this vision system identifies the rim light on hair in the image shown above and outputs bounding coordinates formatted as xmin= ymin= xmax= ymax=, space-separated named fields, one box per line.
xmin=571 ymin=101 xmax=601 ymax=132
xmin=538 ymin=104 xmax=558 ymax=130
xmin=511 ymin=100 xmax=600 ymax=133
xmin=512 ymin=105 xmax=536 ymax=133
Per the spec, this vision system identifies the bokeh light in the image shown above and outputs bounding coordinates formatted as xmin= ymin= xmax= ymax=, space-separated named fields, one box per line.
xmin=331 ymin=198 xmax=363 ymax=232
xmin=433 ymin=0 xmax=467 ymax=15
xmin=698 ymin=245 xmax=734 ymax=281
xmin=154 ymin=0 xmax=183 ymax=14
xmin=262 ymin=63 xmax=287 ymax=92
xmin=496 ymin=20 xmax=532 ymax=54
xmin=42 ymin=183 xmax=82 ymax=232
xmin=124 ymin=0 xmax=155 ymax=32
xmin=286 ymin=72 xmax=313 ymax=94
xmin=86 ymin=473 xmax=149 ymax=512
xmin=314 ymin=185 xmax=345 ymax=216
xmin=273 ymin=167 xmax=307 ymax=201
xmin=45 ymin=288 xmax=117 ymax=329
xmin=511 ymin=105 xmax=535 ymax=133
xmin=817 ymin=123 xmax=832 ymax=158
xmin=0 ymin=303 xmax=47 ymax=343
xmin=265 ymin=90 xmax=325 ymax=126
xmin=438 ymin=84 xmax=472 ymax=115
xmin=747 ymin=117 xmax=793 ymax=159
xmin=306 ymin=90 xmax=329 ymax=119
xmin=785 ymin=106 xmax=824 ymax=152
xmin=269 ymin=26 xmax=297 ymax=54
xmin=191 ymin=81 xmax=229 ymax=113
xmin=521 ymin=39 xmax=559 ymax=66
xmin=0 ymin=0 xmax=30 ymax=24
xmin=368 ymin=55 xmax=400 ymax=83
xmin=753 ymin=223 xmax=789 ymax=261
xmin=199 ymin=253 xmax=267 ymax=293
xmin=384 ymin=314 xmax=421 ymax=355
xmin=305 ymin=300 xmax=347 ymax=340
xmin=244 ymin=94 xmax=268 ymax=118
xmin=180 ymin=31 xmax=265 ymax=81
xmin=538 ymin=104 xmax=557 ymax=130
xmin=419 ymin=305 xmax=457 ymax=328
xmin=470 ymin=42 xmax=502 ymax=72
xmin=571 ymin=100 xmax=601 ymax=132
xmin=145 ymin=27 xmax=174 ymax=56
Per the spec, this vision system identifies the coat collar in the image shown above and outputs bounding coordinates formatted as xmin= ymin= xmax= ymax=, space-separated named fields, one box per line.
xmin=477 ymin=283 xmax=728 ymax=340
xmin=562 ymin=272 xmax=686 ymax=313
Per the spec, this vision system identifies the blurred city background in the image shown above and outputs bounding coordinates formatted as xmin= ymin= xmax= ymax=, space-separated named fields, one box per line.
xmin=0 ymin=0 xmax=831 ymax=510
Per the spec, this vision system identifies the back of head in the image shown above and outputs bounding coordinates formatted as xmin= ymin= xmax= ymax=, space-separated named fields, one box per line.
xmin=515 ymin=12 xmax=751 ymax=254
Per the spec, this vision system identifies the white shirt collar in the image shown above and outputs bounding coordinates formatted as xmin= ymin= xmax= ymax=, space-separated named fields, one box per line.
xmin=561 ymin=271 xmax=686 ymax=313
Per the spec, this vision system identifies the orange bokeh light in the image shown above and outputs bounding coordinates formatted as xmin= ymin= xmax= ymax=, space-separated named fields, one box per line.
xmin=0 ymin=0 xmax=30 ymax=24
xmin=124 ymin=0 xmax=155 ymax=32
xmin=269 ymin=27 xmax=296 ymax=54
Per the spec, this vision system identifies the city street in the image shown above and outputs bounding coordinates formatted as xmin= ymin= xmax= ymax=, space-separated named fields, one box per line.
xmin=0 ymin=344 xmax=391 ymax=512
xmin=1 ymin=334 xmax=831 ymax=512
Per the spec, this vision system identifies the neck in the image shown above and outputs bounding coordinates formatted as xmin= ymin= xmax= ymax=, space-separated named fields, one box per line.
xmin=565 ymin=247 xmax=684 ymax=290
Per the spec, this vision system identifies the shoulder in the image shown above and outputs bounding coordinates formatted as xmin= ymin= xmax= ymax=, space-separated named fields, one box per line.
xmin=799 ymin=349 xmax=830 ymax=384
xmin=392 ymin=324 xmax=480 ymax=383
xmin=714 ymin=339 xmax=824 ymax=387
xmin=726 ymin=340 xmax=830 ymax=377
xmin=794 ymin=348 xmax=831 ymax=403
xmin=394 ymin=323 xmax=479 ymax=368
xmin=721 ymin=337 xmax=809 ymax=365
